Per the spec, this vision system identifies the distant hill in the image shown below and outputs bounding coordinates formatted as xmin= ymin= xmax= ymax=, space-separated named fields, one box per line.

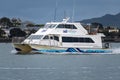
xmin=80 ymin=13 xmax=120 ymax=27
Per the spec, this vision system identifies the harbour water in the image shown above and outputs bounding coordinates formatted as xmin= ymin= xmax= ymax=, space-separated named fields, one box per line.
xmin=0 ymin=43 xmax=120 ymax=80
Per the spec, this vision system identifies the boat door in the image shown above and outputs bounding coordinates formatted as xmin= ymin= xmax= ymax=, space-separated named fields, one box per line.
xmin=49 ymin=35 xmax=58 ymax=46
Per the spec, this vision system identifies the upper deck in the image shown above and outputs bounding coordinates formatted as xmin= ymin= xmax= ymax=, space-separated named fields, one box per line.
xmin=35 ymin=18 xmax=88 ymax=36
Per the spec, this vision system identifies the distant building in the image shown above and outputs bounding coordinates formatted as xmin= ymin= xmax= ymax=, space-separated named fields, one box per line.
xmin=108 ymin=28 xmax=119 ymax=33
xmin=2 ymin=29 xmax=10 ymax=38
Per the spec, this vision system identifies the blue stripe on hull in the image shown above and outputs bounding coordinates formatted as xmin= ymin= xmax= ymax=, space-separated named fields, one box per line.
xmin=66 ymin=48 xmax=77 ymax=52
xmin=31 ymin=48 xmax=112 ymax=54
xmin=39 ymin=50 xmax=66 ymax=53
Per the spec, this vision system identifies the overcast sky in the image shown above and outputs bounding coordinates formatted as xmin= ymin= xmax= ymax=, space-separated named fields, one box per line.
xmin=0 ymin=0 xmax=120 ymax=23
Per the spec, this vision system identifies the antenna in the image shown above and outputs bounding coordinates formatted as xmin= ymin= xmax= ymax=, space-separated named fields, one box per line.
xmin=72 ymin=0 xmax=75 ymax=22
xmin=54 ymin=0 xmax=58 ymax=21
xmin=64 ymin=10 xmax=67 ymax=19
xmin=62 ymin=17 xmax=70 ymax=23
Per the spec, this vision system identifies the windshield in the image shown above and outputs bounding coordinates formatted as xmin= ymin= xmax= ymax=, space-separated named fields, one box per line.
xmin=44 ymin=24 xmax=57 ymax=28
xmin=27 ymin=35 xmax=43 ymax=40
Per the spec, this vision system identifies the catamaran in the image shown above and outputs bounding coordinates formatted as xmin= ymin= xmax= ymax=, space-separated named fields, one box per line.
xmin=13 ymin=18 xmax=112 ymax=54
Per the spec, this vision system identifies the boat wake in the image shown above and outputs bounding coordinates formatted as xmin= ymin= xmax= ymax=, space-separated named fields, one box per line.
xmin=112 ymin=47 xmax=120 ymax=54
xmin=10 ymin=48 xmax=120 ymax=55
xmin=11 ymin=49 xmax=17 ymax=54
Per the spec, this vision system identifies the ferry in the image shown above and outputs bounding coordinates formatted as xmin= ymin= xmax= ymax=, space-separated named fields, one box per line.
xmin=13 ymin=18 xmax=112 ymax=54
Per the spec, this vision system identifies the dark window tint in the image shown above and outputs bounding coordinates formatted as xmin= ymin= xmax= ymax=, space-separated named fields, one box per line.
xmin=50 ymin=36 xmax=53 ymax=39
xmin=62 ymin=37 xmax=94 ymax=43
xmin=27 ymin=35 xmax=43 ymax=39
xmin=57 ymin=24 xmax=77 ymax=29
xmin=43 ymin=36 xmax=49 ymax=39
xmin=54 ymin=36 xmax=59 ymax=41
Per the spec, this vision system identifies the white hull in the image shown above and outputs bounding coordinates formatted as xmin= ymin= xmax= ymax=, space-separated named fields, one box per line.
xmin=30 ymin=45 xmax=112 ymax=54
xmin=13 ymin=43 xmax=112 ymax=54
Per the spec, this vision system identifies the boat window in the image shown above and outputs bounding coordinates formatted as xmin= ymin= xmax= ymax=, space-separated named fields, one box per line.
xmin=57 ymin=24 xmax=77 ymax=29
xmin=44 ymin=24 xmax=49 ymax=28
xmin=43 ymin=35 xmax=49 ymax=39
xmin=62 ymin=37 xmax=94 ymax=43
xmin=44 ymin=24 xmax=56 ymax=28
xmin=27 ymin=35 xmax=43 ymax=39
xmin=54 ymin=36 xmax=59 ymax=41
xmin=43 ymin=35 xmax=59 ymax=41
xmin=50 ymin=36 xmax=53 ymax=39
xmin=57 ymin=24 xmax=64 ymax=28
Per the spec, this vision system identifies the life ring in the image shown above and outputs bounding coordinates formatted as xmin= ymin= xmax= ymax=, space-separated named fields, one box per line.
xmin=104 ymin=43 xmax=109 ymax=48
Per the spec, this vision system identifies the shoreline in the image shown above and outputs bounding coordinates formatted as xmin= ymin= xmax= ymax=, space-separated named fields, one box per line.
xmin=0 ymin=38 xmax=12 ymax=43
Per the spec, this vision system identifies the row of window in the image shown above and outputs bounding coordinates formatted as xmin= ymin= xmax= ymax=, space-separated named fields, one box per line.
xmin=62 ymin=37 xmax=94 ymax=43
xmin=44 ymin=24 xmax=77 ymax=29
xmin=44 ymin=24 xmax=57 ymax=28
xmin=44 ymin=23 xmax=78 ymax=29
xmin=57 ymin=24 xmax=77 ymax=29
xmin=27 ymin=35 xmax=94 ymax=43
xmin=27 ymin=35 xmax=43 ymax=39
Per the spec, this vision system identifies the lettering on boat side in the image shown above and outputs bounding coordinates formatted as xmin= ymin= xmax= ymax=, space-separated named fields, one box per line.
xmin=63 ymin=30 xmax=76 ymax=33
xmin=63 ymin=30 xmax=67 ymax=33
xmin=41 ymin=30 xmax=47 ymax=32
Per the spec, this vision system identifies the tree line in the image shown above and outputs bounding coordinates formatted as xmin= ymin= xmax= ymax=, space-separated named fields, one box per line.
xmin=0 ymin=17 xmax=22 ymax=28
xmin=0 ymin=17 xmax=120 ymax=42
xmin=0 ymin=17 xmax=44 ymax=28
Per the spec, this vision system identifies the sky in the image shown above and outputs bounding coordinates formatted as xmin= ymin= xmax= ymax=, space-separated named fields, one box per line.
xmin=0 ymin=0 xmax=120 ymax=24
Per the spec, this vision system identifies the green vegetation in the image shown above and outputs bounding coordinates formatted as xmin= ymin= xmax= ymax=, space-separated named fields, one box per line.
xmin=0 ymin=17 xmax=13 ymax=28
xmin=0 ymin=17 xmax=120 ymax=42
xmin=0 ymin=17 xmax=21 ymax=28
xmin=9 ymin=28 xmax=26 ymax=38
xmin=0 ymin=28 xmax=5 ymax=38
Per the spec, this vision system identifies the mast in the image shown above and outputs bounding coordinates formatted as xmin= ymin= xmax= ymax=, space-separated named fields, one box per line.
xmin=54 ymin=0 xmax=58 ymax=21
xmin=64 ymin=10 xmax=67 ymax=19
xmin=72 ymin=0 xmax=75 ymax=22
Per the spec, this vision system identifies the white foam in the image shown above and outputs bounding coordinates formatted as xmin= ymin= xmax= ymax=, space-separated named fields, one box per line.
xmin=11 ymin=50 xmax=17 ymax=54
xmin=112 ymin=47 xmax=120 ymax=54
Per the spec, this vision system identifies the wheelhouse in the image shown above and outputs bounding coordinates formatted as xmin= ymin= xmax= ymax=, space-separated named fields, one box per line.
xmin=56 ymin=24 xmax=77 ymax=29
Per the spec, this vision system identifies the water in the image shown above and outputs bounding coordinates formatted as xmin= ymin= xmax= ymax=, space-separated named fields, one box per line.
xmin=0 ymin=43 xmax=120 ymax=80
